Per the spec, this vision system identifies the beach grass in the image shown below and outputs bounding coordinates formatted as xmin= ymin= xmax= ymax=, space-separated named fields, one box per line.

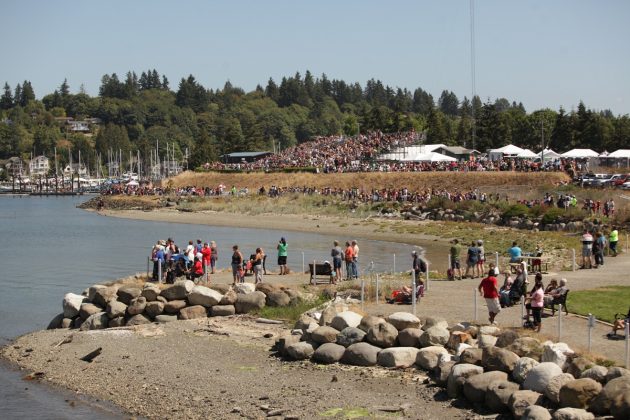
xmin=257 ymin=294 xmax=328 ymax=325
xmin=568 ymin=285 xmax=630 ymax=323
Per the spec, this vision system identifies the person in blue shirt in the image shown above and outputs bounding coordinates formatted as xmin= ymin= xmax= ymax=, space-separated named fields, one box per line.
xmin=508 ymin=241 xmax=522 ymax=263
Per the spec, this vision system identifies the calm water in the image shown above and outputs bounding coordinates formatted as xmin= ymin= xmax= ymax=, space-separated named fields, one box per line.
xmin=0 ymin=195 xmax=446 ymax=417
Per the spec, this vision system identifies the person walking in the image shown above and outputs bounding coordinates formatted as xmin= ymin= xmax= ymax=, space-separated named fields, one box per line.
xmin=530 ymin=281 xmax=544 ymax=332
xmin=465 ymin=240 xmax=479 ymax=278
xmin=331 ymin=240 xmax=343 ymax=284
xmin=277 ymin=237 xmax=288 ymax=275
xmin=609 ymin=226 xmax=619 ymax=257
xmin=231 ymin=245 xmax=244 ymax=284
xmin=478 ymin=269 xmax=501 ymax=325
xmin=411 ymin=250 xmax=426 ymax=298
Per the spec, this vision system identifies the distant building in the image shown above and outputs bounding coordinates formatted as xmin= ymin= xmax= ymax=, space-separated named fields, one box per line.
xmin=432 ymin=146 xmax=480 ymax=161
xmin=55 ymin=117 xmax=101 ymax=133
xmin=221 ymin=151 xmax=273 ymax=164
xmin=63 ymin=163 xmax=87 ymax=176
xmin=29 ymin=155 xmax=50 ymax=176
xmin=5 ymin=157 xmax=25 ymax=177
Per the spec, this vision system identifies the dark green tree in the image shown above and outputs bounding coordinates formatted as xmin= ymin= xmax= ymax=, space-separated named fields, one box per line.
xmin=0 ymin=82 xmax=13 ymax=110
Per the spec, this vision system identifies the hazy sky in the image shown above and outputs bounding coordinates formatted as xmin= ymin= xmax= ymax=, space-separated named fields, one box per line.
xmin=1 ymin=0 xmax=629 ymax=114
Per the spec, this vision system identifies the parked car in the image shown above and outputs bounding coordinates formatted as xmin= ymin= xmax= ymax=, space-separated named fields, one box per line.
xmin=595 ymin=173 xmax=622 ymax=187
xmin=621 ymin=180 xmax=630 ymax=190
xmin=583 ymin=173 xmax=610 ymax=187
xmin=612 ymin=173 xmax=630 ymax=187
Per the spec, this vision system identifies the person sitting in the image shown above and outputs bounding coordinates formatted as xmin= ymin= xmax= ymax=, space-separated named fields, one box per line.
xmin=543 ymin=279 xmax=559 ymax=306
xmin=188 ymin=256 xmax=204 ymax=283
xmin=386 ymin=284 xmax=423 ymax=304
xmin=608 ymin=308 xmax=630 ymax=338
xmin=531 ymin=244 xmax=543 ymax=273
xmin=509 ymin=265 xmax=528 ymax=304
xmin=508 ymin=241 xmax=522 ymax=263
xmin=499 ymin=271 xmax=513 ymax=308
xmin=545 ymin=278 xmax=568 ymax=306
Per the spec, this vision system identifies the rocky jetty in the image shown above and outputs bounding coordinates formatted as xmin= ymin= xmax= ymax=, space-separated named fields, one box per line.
xmin=277 ymin=307 xmax=630 ymax=420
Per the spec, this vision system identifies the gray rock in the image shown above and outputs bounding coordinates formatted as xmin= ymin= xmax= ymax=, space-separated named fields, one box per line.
xmin=60 ymin=318 xmax=73 ymax=329
xmin=463 ymin=371 xmax=508 ymax=403
xmin=508 ymin=390 xmax=544 ymax=418
xmin=116 ymin=286 xmax=142 ymax=305
xmin=422 ymin=316 xmax=448 ymax=330
xmin=479 ymin=325 xmax=501 ymax=336
xmin=126 ymin=314 xmax=152 ymax=326
xmin=209 ymin=283 xmax=230 ymax=294
xmin=219 ymin=289 xmax=238 ymax=305
xmin=553 ymin=407 xmax=594 ymax=420
xmin=341 ymin=342 xmax=381 ymax=366
xmin=376 ymin=347 xmax=419 ymax=368
xmin=559 ymin=378 xmax=602 ymax=409
xmin=79 ymin=312 xmax=108 ymax=331
xmin=330 ymin=311 xmax=363 ymax=331
xmin=163 ymin=299 xmax=187 ymax=314
xmin=486 ymin=380 xmax=520 ymax=413
xmin=566 ymin=357 xmax=593 ymax=378
xmin=460 ymin=347 xmax=484 ymax=366
xmin=435 ymin=360 xmax=456 ymax=387
xmin=286 ymin=341 xmax=315 ymax=360
xmin=611 ymin=389 xmax=630 ymax=420
xmin=522 ymin=405 xmax=551 ymax=420
xmin=312 ymin=343 xmax=345 ymax=364
xmin=589 ymin=376 xmax=630 ymax=415
xmin=160 ymin=280 xmax=194 ymax=301
xmin=91 ymin=286 xmax=117 ymax=307
xmin=72 ymin=317 xmax=84 ymax=329
xmin=127 ymin=296 xmax=147 ymax=316
xmin=482 ymin=346 xmax=519 ymax=373
xmin=507 ymin=337 xmax=543 ymax=359
xmin=283 ymin=288 xmax=301 ymax=305
xmin=386 ymin=312 xmax=421 ymax=330
xmin=210 ymin=305 xmax=235 ymax=316
xmin=235 ymin=291 xmax=266 ymax=313
xmin=47 ymin=313 xmax=64 ymax=329
xmin=155 ymin=314 xmax=178 ymax=324
xmin=141 ymin=284 xmax=161 ymax=301
xmin=276 ymin=334 xmax=301 ymax=357
xmin=523 ymin=362 xmax=564 ymax=393
xmin=265 ymin=291 xmax=291 ymax=307
xmin=416 ymin=346 xmax=449 ymax=371
xmin=179 ymin=305 xmax=207 ymax=320
xmin=63 ymin=293 xmax=87 ymax=318
xmin=336 ymin=327 xmax=366 ymax=347
xmin=106 ymin=300 xmax=127 ymax=319
xmin=580 ymin=365 xmax=608 ymax=384
xmin=447 ymin=363 xmax=484 ymax=398
xmin=87 ymin=285 xmax=107 ymax=302
xmin=188 ymin=285 xmax=223 ymax=307
xmin=366 ymin=322 xmax=398 ymax=348
xmin=234 ymin=283 xmax=255 ymax=294
xmin=79 ymin=303 xmax=103 ymax=320
xmin=606 ymin=367 xmax=630 ymax=382
xmin=108 ymin=317 xmax=125 ymax=327
xmin=156 ymin=295 xmax=167 ymax=304
xmin=397 ymin=328 xmax=423 ymax=347
xmin=496 ymin=329 xmax=520 ymax=347
xmin=513 ymin=357 xmax=540 ymax=384
xmin=545 ymin=373 xmax=575 ymax=404
xmin=541 ymin=341 xmax=574 ymax=370
xmin=419 ymin=326 xmax=449 ymax=348
xmin=358 ymin=315 xmax=385 ymax=332
xmin=311 ymin=326 xmax=340 ymax=344
xmin=477 ymin=333 xmax=498 ymax=348
xmin=144 ymin=301 xmax=164 ymax=319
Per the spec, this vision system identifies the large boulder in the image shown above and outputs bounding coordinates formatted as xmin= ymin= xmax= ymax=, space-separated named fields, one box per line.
xmin=126 ymin=314 xmax=151 ymax=326
xmin=209 ymin=283 xmax=230 ymax=294
xmin=276 ymin=334 xmax=301 ymax=357
xmin=160 ymin=280 xmax=194 ymax=301
xmin=234 ymin=283 xmax=255 ymax=294
xmin=330 ymin=311 xmax=363 ymax=331
xmin=496 ymin=329 xmax=520 ymax=348
xmin=565 ymin=357 xmax=592 ymax=378
xmin=255 ymin=283 xmax=279 ymax=295
xmin=312 ymin=343 xmax=345 ymax=364
xmin=611 ymin=389 xmax=630 ymax=420
xmin=116 ymin=286 xmax=142 ymax=305
xmin=447 ymin=363 xmax=483 ymax=398
xmin=422 ymin=316 xmax=448 ymax=330
xmin=141 ymin=283 xmax=161 ymax=301
xmin=311 ymin=326 xmax=340 ymax=344
xmin=486 ymin=380 xmax=520 ymax=413
xmin=513 ymin=357 xmax=540 ymax=384
xmin=446 ymin=331 xmax=472 ymax=351
xmin=607 ymin=367 xmax=630 ymax=382
xmin=541 ymin=341 xmax=574 ymax=370
xmin=210 ymin=305 xmax=235 ymax=317
xmin=358 ymin=315 xmax=385 ymax=332
xmin=524 ymin=362 xmax=564 ymax=393
xmin=87 ymin=285 xmax=107 ymax=303
xmin=341 ymin=342 xmax=381 ymax=366
xmin=377 ymin=347 xmax=420 ymax=368
xmin=265 ymin=291 xmax=290 ymax=307
xmin=91 ymin=286 xmax=117 ymax=307
xmin=559 ymin=378 xmax=602 ymax=409
xmin=108 ymin=317 xmax=125 ymax=327
xmin=386 ymin=312 xmax=421 ymax=331
xmin=179 ymin=305 xmax=207 ymax=320
xmin=416 ymin=346 xmax=449 ymax=371
xmin=79 ymin=303 xmax=103 ymax=320
xmin=106 ymin=300 xmax=127 ymax=319
xmin=463 ymin=371 xmax=508 ymax=403
xmin=63 ymin=293 xmax=86 ymax=318
xmin=188 ymin=285 xmax=223 ymax=307
xmin=435 ymin=361 xmax=456 ymax=387
xmin=507 ymin=337 xmax=544 ymax=360
xmin=508 ymin=390 xmax=544 ymax=418
xmin=479 ymin=325 xmax=501 ymax=336
xmin=47 ymin=313 xmax=64 ymax=329
xmin=144 ymin=301 xmax=164 ymax=319
xmin=155 ymin=314 xmax=177 ymax=323
xmin=477 ymin=334 xmax=498 ymax=348
xmin=286 ymin=342 xmax=315 ymax=360
xmin=545 ymin=373 xmax=575 ymax=404
xmin=482 ymin=346 xmax=519 ymax=373
xmin=522 ymin=405 xmax=551 ymax=420
xmin=79 ymin=312 xmax=108 ymax=331
xmin=163 ymin=300 xmax=187 ymax=314
xmin=336 ymin=327 xmax=366 ymax=347
xmin=127 ymin=296 xmax=147 ymax=316
xmin=460 ymin=348 xmax=483 ymax=366
xmin=580 ymin=365 xmax=608 ymax=384
xmin=397 ymin=328 xmax=422 ymax=347
xmin=419 ymin=326 xmax=449 ymax=348
xmin=590 ymin=376 xmax=630 ymax=415
xmin=366 ymin=322 xmax=398 ymax=348
xmin=235 ymin=291 xmax=266 ymax=313
xmin=553 ymin=408 xmax=595 ymax=420
xmin=219 ymin=289 xmax=238 ymax=305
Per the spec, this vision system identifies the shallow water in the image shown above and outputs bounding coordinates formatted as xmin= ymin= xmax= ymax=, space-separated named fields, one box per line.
xmin=0 ymin=195 xmax=447 ymax=417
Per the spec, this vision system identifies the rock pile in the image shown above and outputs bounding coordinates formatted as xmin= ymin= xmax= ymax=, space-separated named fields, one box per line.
xmin=48 ymin=279 xmax=305 ymax=330
xmin=277 ymin=308 xmax=630 ymax=420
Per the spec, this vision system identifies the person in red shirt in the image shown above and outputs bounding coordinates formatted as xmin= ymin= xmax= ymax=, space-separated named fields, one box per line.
xmin=190 ymin=257 xmax=204 ymax=284
xmin=478 ymin=269 xmax=501 ymax=325
xmin=344 ymin=241 xmax=354 ymax=281
xmin=201 ymin=242 xmax=211 ymax=279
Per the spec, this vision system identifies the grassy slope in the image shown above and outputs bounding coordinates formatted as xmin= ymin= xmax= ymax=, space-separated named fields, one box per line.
xmin=568 ymin=285 xmax=630 ymax=323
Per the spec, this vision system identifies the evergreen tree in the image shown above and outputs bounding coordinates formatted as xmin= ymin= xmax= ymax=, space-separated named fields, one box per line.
xmin=20 ymin=81 xmax=35 ymax=106
xmin=60 ymin=79 xmax=70 ymax=97
xmin=265 ymin=78 xmax=279 ymax=102
xmin=0 ymin=82 xmax=13 ymax=110
xmin=438 ymin=90 xmax=459 ymax=116
xmin=14 ymin=83 xmax=22 ymax=107
xmin=161 ymin=75 xmax=169 ymax=90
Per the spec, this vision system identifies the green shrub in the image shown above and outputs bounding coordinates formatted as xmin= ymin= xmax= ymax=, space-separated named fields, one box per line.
xmin=541 ymin=207 xmax=565 ymax=224
xmin=502 ymin=204 xmax=530 ymax=219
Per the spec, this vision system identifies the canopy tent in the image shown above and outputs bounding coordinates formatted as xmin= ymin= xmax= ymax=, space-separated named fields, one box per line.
xmin=488 ymin=144 xmax=525 ymax=160
xmin=606 ymin=149 xmax=630 ymax=159
xmin=377 ymin=150 xmax=456 ymax=162
xmin=561 ymin=149 xmax=599 ymax=159
xmin=126 ymin=180 xmax=139 ymax=186
xmin=377 ymin=144 xmax=447 ymax=161
xmin=538 ymin=148 xmax=561 ymax=161
xmin=516 ymin=149 xmax=537 ymax=159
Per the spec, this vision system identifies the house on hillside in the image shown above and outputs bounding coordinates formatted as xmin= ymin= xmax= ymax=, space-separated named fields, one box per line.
xmin=29 ymin=155 xmax=50 ymax=176
xmin=4 ymin=157 xmax=25 ymax=177
xmin=63 ymin=163 xmax=87 ymax=177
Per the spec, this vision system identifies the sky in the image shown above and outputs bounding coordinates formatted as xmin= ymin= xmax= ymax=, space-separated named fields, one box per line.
xmin=1 ymin=0 xmax=629 ymax=115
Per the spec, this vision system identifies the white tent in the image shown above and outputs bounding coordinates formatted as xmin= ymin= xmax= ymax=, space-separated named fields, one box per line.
xmin=377 ymin=144 xmax=447 ymax=161
xmin=410 ymin=151 xmax=457 ymax=162
xmin=488 ymin=144 xmax=525 ymax=161
xmin=516 ymin=149 xmax=537 ymax=159
xmin=607 ymin=149 xmax=630 ymax=159
xmin=561 ymin=149 xmax=599 ymax=159
xmin=126 ymin=180 xmax=139 ymax=186
xmin=538 ymin=148 xmax=561 ymax=161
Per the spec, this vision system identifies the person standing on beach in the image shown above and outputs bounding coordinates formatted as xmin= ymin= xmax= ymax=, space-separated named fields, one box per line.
xmin=344 ymin=241 xmax=354 ymax=280
xmin=331 ymin=240 xmax=343 ymax=283
xmin=201 ymin=242 xmax=211 ymax=278
xmin=352 ymin=240 xmax=360 ymax=279
xmin=478 ymin=269 xmax=500 ymax=325
xmin=465 ymin=241 xmax=479 ymax=279
xmin=231 ymin=245 xmax=244 ymax=284
xmin=411 ymin=250 xmax=426 ymax=297
xmin=609 ymin=226 xmax=619 ymax=257
xmin=277 ymin=237 xmax=288 ymax=275
xmin=252 ymin=247 xmax=264 ymax=284
xmin=449 ymin=239 xmax=462 ymax=280
xmin=185 ymin=240 xmax=195 ymax=268
xmin=210 ymin=241 xmax=218 ymax=274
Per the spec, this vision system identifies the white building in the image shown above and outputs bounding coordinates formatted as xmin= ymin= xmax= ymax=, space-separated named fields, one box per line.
xmin=63 ymin=163 xmax=87 ymax=176
xmin=29 ymin=155 xmax=50 ymax=176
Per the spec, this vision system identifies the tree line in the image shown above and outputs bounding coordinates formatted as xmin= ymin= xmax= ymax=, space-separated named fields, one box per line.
xmin=1 ymin=69 xmax=629 ymax=174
